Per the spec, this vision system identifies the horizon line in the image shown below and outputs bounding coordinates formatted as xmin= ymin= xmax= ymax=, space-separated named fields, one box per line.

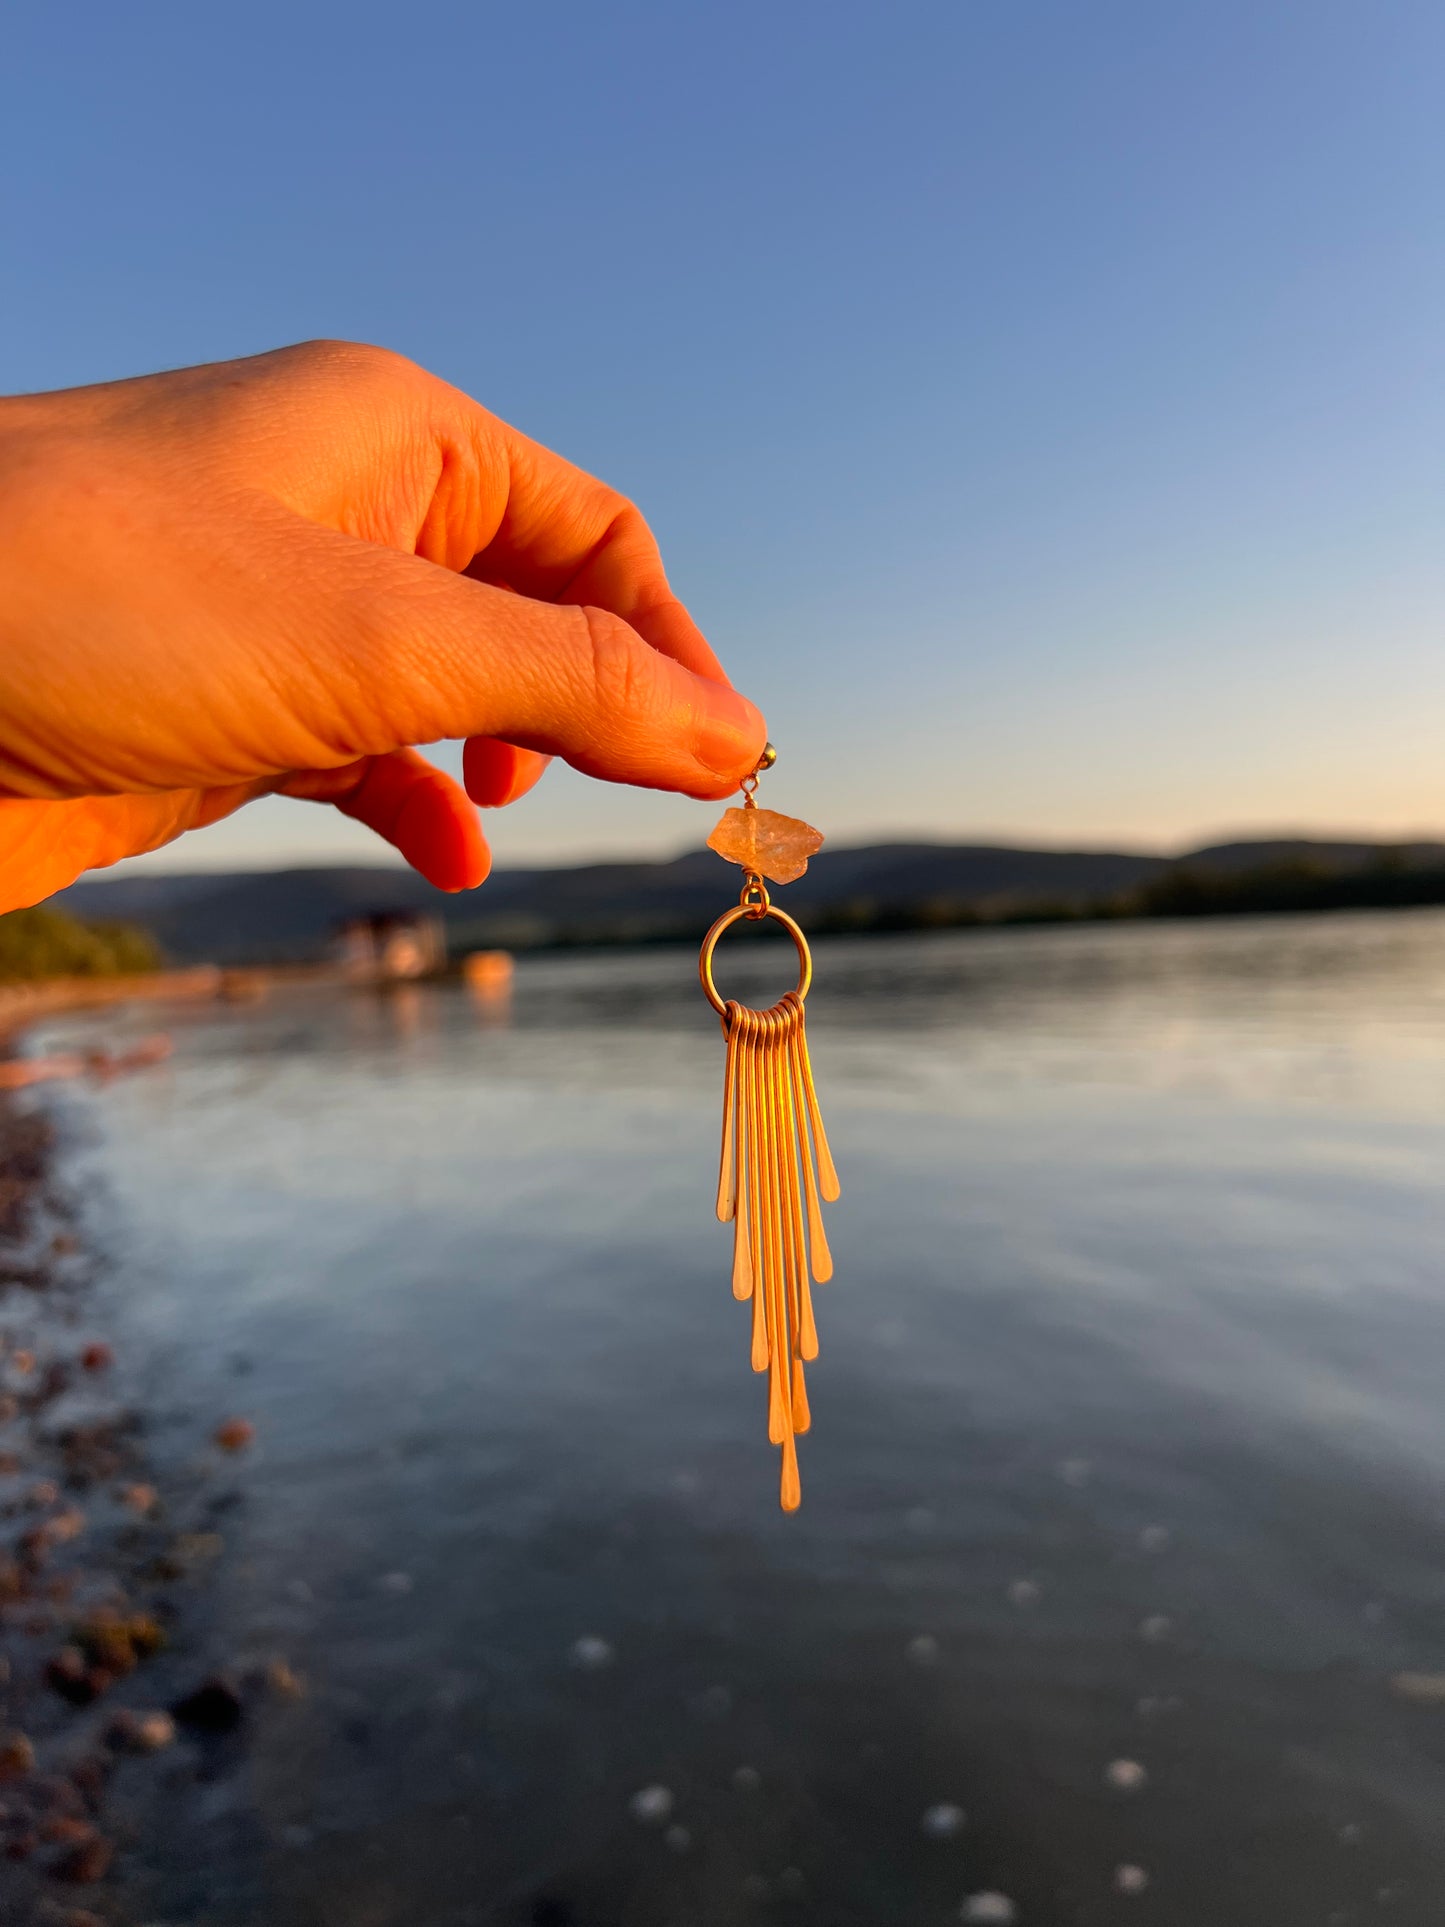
xmin=61 ymin=824 xmax=1445 ymax=888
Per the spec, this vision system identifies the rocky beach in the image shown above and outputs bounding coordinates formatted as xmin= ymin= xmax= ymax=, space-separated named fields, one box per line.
xmin=0 ymin=1077 xmax=298 ymax=1927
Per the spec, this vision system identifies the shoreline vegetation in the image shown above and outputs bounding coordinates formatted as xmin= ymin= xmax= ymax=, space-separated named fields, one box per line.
xmin=0 ymin=906 xmax=160 ymax=985
xmin=462 ymin=849 xmax=1445 ymax=951
xmin=435 ymin=848 xmax=1445 ymax=954
xmin=806 ymin=850 xmax=1445 ymax=939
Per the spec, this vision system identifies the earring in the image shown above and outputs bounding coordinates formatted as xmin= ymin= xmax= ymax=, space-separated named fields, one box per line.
xmin=699 ymin=745 xmax=839 ymax=1510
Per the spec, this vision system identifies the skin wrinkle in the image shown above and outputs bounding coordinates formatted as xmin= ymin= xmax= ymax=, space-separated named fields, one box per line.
xmin=555 ymin=503 xmax=633 ymax=607
xmin=415 ymin=436 xmax=492 ymax=574
xmin=346 ymin=438 xmax=440 ymax=552
xmin=577 ymin=605 xmax=649 ymax=772
xmin=412 ymin=442 xmax=456 ymax=564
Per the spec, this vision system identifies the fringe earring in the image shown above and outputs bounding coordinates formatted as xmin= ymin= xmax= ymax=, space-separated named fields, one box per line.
xmin=699 ymin=745 xmax=839 ymax=1510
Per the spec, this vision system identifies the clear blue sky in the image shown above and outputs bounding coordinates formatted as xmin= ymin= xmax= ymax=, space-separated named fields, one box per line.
xmin=5 ymin=2 xmax=1443 ymax=870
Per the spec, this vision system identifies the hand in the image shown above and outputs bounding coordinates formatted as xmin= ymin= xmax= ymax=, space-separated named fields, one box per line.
xmin=0 ymin=341 xmax=766 ymax=912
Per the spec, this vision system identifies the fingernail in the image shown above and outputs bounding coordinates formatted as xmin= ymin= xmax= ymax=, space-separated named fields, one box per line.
xmin=696 ymin=690 xmax=767 ymax=778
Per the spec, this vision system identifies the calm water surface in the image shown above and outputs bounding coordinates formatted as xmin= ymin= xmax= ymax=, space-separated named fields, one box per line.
xmin=37 ymin=913 xmax=1445 ymax=1925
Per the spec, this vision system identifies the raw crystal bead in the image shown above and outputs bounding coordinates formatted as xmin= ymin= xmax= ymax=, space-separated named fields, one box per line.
xmin=706 ymin=807 xmax=824 ymax=884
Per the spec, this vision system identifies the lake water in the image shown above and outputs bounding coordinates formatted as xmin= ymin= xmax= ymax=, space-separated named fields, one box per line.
xmin=33 ymin=912 xmax=1445 ymax=1925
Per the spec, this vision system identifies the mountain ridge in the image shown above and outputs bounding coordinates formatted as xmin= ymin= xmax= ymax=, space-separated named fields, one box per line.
xmin=48 ymin=836 xmax=1445 ymax=966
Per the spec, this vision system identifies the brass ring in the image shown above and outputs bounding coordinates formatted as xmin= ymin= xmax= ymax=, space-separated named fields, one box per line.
xmin=699 ymin=904 xmax=813 ymax=1017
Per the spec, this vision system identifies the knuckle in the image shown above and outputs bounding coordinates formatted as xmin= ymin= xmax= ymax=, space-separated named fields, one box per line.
xmin=580 ymin=606 xmax=658 ymax=722
xmin=606 ymin=497 xmax=660 ymax=564
xmin=288 ymin=339 xmax=425 ymax=390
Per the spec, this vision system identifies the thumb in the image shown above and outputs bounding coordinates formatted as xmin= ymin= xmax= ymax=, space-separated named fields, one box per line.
xmin=285 ymin=528 xmax=767 ymax=801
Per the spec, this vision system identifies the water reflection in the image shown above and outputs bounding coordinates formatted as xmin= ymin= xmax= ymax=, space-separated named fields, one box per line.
xmin=34 ymin=910 xmax=1445 ymax=1926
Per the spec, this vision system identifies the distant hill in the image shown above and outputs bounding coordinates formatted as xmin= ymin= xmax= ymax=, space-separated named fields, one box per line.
xmin=49 ymin=836 xmax=1445 ymax=967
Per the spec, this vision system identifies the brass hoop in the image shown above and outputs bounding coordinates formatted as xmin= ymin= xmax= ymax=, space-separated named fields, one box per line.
xmin=698 ymin=904 xmax=813 ymax=1017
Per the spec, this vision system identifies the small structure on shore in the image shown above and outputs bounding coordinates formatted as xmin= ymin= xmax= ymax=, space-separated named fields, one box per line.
xmin=332 ymin=911 xmax=446 ymax=982
xmin=463 ymin=950 xmax=514 ymax=998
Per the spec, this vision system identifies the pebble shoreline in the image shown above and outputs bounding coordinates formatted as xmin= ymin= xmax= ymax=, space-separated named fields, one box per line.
xmin=0 ymin=1078 xmax=297 ymax=1925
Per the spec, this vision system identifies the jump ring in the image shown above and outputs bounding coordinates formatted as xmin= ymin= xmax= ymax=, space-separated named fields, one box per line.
xmin=740 ymin=874 xmax=771 ymax=919
xmin=698 ymin=904 xmax=813 ymax=1017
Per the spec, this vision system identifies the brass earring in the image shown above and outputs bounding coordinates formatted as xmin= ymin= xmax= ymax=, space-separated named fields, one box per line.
xmin=699 ymin=746 xmax=839 ymax=1510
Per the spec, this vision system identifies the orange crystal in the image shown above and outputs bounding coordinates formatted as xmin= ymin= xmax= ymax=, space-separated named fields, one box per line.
xmin=707 ymin=807 xmax=824 ymax=885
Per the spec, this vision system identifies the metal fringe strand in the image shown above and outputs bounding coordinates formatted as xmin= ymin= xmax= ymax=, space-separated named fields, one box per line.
xmin=715 ymin=990 xmax=840 ymax=1510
